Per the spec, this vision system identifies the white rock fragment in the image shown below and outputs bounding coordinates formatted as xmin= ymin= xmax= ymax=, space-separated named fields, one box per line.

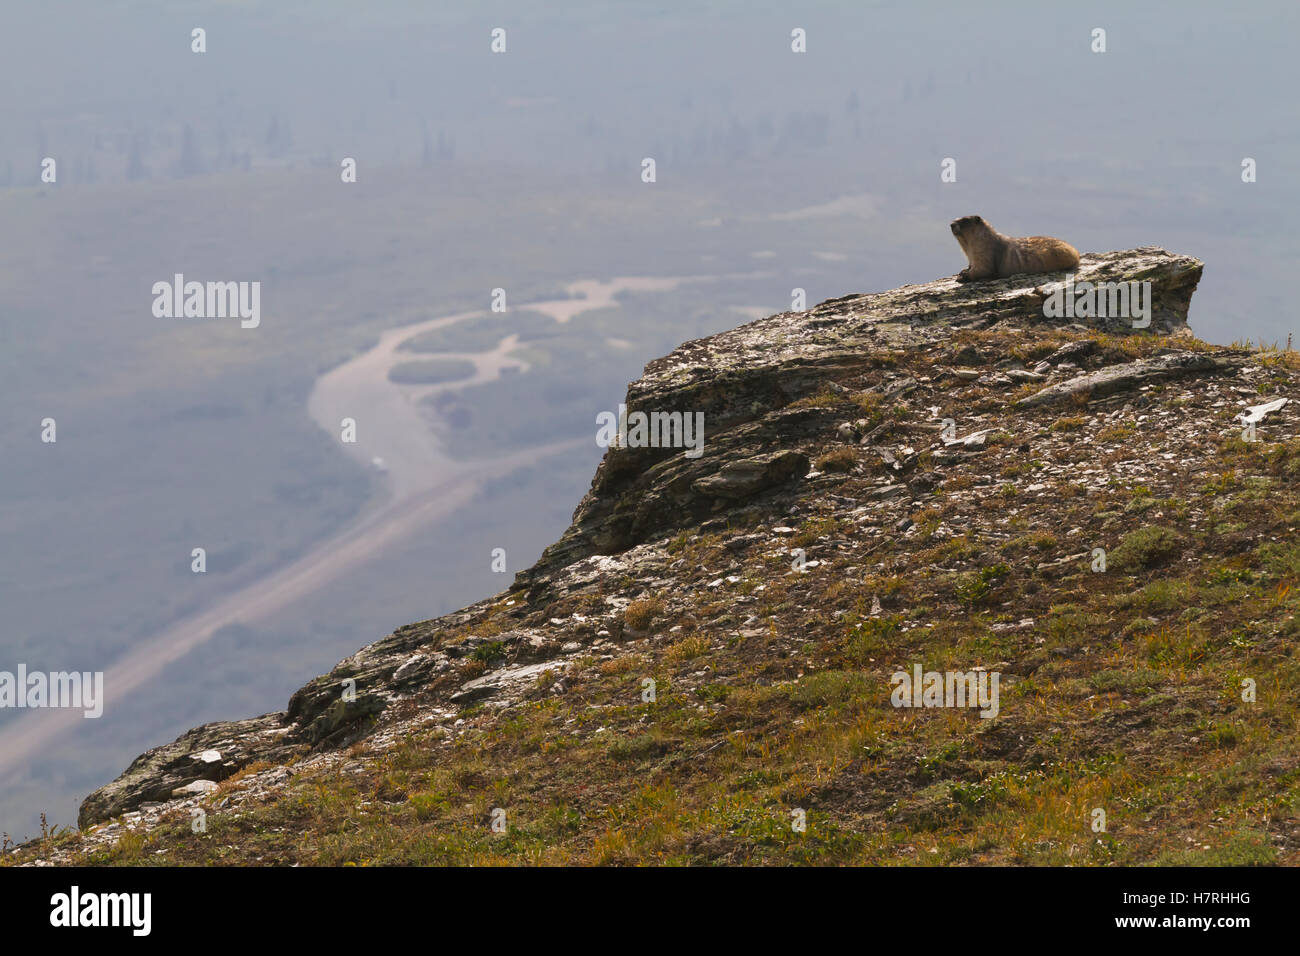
xmin=942 ymin=429 xmax=989 ymax=448
xmin=1237 ymin=397 xmax=1288 ymax=426
xmin=172 ymin=780 xmax=219 ymax=797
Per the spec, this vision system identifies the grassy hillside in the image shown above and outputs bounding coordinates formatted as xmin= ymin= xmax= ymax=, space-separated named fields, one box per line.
xmin=13 ymin=325 xmax=1298 ymax=865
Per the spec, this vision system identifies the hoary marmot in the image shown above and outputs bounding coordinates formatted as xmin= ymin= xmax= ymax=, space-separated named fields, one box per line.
xmin=950 ymin=216 xmax=1079 ymax=282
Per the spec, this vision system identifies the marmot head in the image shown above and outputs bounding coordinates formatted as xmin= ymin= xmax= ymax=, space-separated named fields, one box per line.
xmin=950 ymin=215 xmax=989 ymax=238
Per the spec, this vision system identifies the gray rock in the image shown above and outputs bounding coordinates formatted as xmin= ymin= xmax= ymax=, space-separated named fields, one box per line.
xmin=691 ymin=450 xmax=809 ymax=500
xmin=171 ymin=780 xmax=219 ymax=798
xmin=1015 ymin=351 xmax=1243 ymax=408
xmin=78 ymin=715 xmax=293 ymax=828
xmin=450 ymin=661 xmax=567 ymax=705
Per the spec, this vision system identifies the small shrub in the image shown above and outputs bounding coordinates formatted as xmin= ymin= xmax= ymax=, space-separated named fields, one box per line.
xmin=470 ymin=640 xmax=508 ymax=665
xmin=1088 ymin=668 xmax=1162 ymax=695
xmin=786 ymin=670 xmax=872 ymax=708
xmin=1050 ymin=416 xmax=1088 ymax=433
xmin=816 ymin=447 xmax=858 ymax=473
xmin=1206 ymin=721 xmax=1242 ymax=749
xmin=608 ymin=732 xmax=675 ymax=763
xmin=845 ymin=615 xmax=902 ymax=663
xmin=664 ymin=634 xmax=710 ymax=666
xmin=624 ymin=597 xmax=665 ymax=632
xmin=956 ymin=563 xmax=1011 ymax=607
xmin=1109 ymin=526 xmax=1183 ymax=572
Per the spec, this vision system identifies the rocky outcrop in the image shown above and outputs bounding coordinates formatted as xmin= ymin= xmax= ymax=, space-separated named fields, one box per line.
xmin=1015 ymin=351 xmax=1243 ymax=407
xmin=76 ymin=716 xmax=292 ymax=828
xmin=75 ymin=248 xmax=1212 ymax=831
xmin=75 ymin=602 xmax=489 ymax=828
xmin=517 ymin=247 xmax=1202 ymax=586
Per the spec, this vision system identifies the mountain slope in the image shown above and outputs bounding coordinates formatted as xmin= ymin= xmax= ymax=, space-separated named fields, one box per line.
xmin=12 ymin=249 xmax=1300 ymax=866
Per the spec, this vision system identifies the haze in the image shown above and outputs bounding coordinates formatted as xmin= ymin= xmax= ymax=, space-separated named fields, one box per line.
xmin=0 ymin=0 xmax=1295 ymax=838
